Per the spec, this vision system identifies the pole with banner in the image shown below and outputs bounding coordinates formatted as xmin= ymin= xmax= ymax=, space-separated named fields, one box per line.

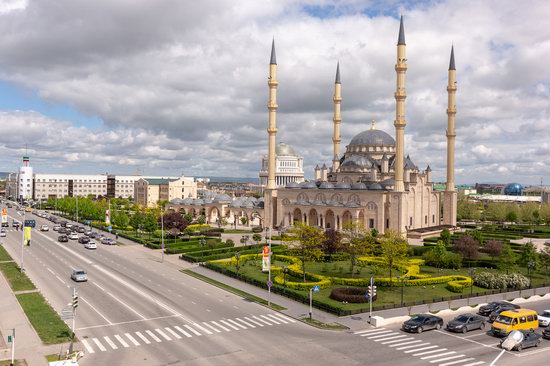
xmin=69 ymin=288 xmax=78 ymax=353
xmin=24 ymin=226 xmax=31 ymax=246
xmin=369 ymin=276 xmax=374 ymax=324
xmin=1 ymin=207 xmax=7 ymax=226
xmin=9 ymin=328 xmax=15 ymax=366
xmin=20 ymin=209 xmax=25 ymax=272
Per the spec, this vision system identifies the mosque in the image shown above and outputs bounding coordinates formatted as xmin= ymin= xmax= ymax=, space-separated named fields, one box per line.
xmin=263 ymin=16 xmax=458 ymax=236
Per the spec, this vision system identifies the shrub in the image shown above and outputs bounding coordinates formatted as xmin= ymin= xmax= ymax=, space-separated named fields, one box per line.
xmin=473 ymin=272 xmax=529 ymax=289
xmin=251 ymin=226 xmax=263 ymax=233
xmin=225 ymin=239 xmax=234 ymax=246
xmin=330 ymin=287 xmax=372 ymax=303
xmin=185 ymin=224 xmax=211 ymax=232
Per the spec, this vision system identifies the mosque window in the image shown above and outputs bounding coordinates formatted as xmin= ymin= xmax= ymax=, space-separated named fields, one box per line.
xmin=432 ymin=214 xmax=435 ymax=223
xmin=386 ymin=219 xmax=389 ymax=228
xmin=369 ymin=219 xmax=374 ymax=228
xmin=410 ymin=217 xmax=413 ymax=226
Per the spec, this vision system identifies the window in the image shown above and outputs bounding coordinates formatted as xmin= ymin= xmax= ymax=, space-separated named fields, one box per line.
xmin=425 ymin=216 xmax=427 ymax=224
xmin=520 ymin=316 xmax=526 ymax=324
xmin=432 ymin=214 xmax=435 ymax=223
xmin=409 ymin=217 xmax=413 ymax=226
xmin=386 ymin=219 xmax=389 ymax=229
xmin=369 ymin=219 xmax=374 ymax=228
xmin=527 ymin=315 xmax=534 ymax=322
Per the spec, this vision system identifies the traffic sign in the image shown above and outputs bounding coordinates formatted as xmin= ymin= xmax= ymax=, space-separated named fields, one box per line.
xmin=312 ymin=285 xmax=320 ymax=293
xmin=267 ymin=280 xmax=273 ymax=288
xmin=107 ymin=225 xmax=112 ymax=232
xmin=7 ymin=335 xmax=12 ymax=343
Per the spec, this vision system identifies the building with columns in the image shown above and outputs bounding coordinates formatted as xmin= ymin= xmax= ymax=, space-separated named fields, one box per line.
xmin=259 ymin=142 xmax=305 ymax=188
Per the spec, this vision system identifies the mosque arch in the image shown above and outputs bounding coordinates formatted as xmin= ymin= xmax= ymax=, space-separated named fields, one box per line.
xmin=208 ymin=207 xmax=220 ymax=222
xmin=293 ymin=208 xmax=303 ymax=225
xmin=282 ymin=198 xmax=291 ymax=205
xmin=342 ymin=210 xmax=353 ymax=227
xmin=308 ymin=209 xmax=319 ymax=227
xmin=366 ymin=201 xmax=377 ymax=211
xmin=297 ymin=193 xmax=309 ymax=203
xmin=315 ymin=193 xmax=326 ymax=203
xmin=348 ymin=194 xmax=361 ymax=204
xmin=342 ymin=176 xmax=352 ymax=184
xmin=330 ymin=193 xmax=343 ymax=204
xmin=325 ymin=210 xmax=335 ymax=229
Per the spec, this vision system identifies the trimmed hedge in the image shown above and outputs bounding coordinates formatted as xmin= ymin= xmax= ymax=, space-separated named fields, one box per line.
xmin=330 ymin=287 xmax=372 ymax=303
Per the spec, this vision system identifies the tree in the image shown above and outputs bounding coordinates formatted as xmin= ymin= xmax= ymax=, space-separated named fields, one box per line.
xmin=440 ymin=228 xmax=452 ymax=246
xmin=142 ymin=213 xmax=158 ymax=239
xmin=484 ymin=240 xmax=503 ymax=261
xmin=498 ymin=243 xmax=517 ymax=275
xmin=540 ymin=204 xmax=550 ymax=225
xmin=284 ymin=223 xmax=324 ymax=282
xmin=197 ymin=215 xmax=206 ymax=224
xmin=341 ymin=223 xmax=375 ymax=275
xmin=159 ymin=212 xmax=188 ymax=232
xmin=505 ymin=210 xmax=518 ymax=223
xmin=252 ymin=233 xmax=262 ymax=245
xmin=111 ymin=210 xmax=129 ymax=229
xmin=321 ymin=229 xmax=342 ymax=262
xmin=539 ymin=246 xmax=550 ymax=281
xmin=183 ymin=212 xmax=193 ymax=222
xmin=130 ymin=211 xmax=145 ymax=236
xmin=453 ymin=235 xmax=479 ymax=262
xmin=457 ymin=198 xmax=481 ymax=221
xmin=518 ymin=242 xmax=538 ymax=270
xmin=240 ymin=216 xmax=248 ymax=225
xmin=379 ymin=230 xmax=408 ymax=288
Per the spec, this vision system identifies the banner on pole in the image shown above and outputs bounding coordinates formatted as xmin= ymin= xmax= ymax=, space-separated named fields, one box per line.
xmin=1 ymin=208 xmax=7 ymax=224
xmin=262 ymin=245 xmax=270 ymax=272
xmin=24 ymin=226 xmax=31 ymax=246
xmin=105 ymin=209 xmax=111 ymax=225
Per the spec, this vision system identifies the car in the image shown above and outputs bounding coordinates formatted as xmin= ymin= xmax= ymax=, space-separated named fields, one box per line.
xmin=71 ymin=269 xmax=88 ymax=282
xmin=84 ymin=231 xmax=92 ymax=236
xmin=500 ymin=330 xmax=541 ymax=352
xmin=479 ymin=301 xmax=519 ymax=317
xmin=543 ymin=326 xmax=550 ymax=340
xmin=101 ymin=237 xmax=115 ymax=245
xmin=68 ymin=233 xmax=79 ymax=240
xmin=40 ymin=225 xmax=49 ymax=231
xmin=84 ymin=242 xmax=97 ymax=250
xmin=77 ymin=227 xmax=86 ymax=233
xmin=53 ymin=225 xmax=61 ymax=231
xmin=446 ymin=313 xmax=486 ymax=333
xmin=58 ymin=227 xmax=67 ymax=234
xmin=0 ymin=230 xmax=6 ymax=237
xmin=488 ymin=303 xmax=522 ymax=322
xmin=58 ymin=235 xmax=68 ymax=243
xmin=78 ymin=236 xmax=90 ymax=244
xmin=60 ymin=221 xmax=68 ymax=227
xmin=6 ymin=203 xmax=12 ymax=208
xmin=12 ymin=221 xmax=21 ymax=229
xmin=402 ymin=314 xmax=444 ymax=334
xmin=1 ymin=221 xmax=8 ymax=227
xmin=66 ymin=223 xmax=73 ymax=229
xmin=538 ymin=310 xmax=550 ymax=327
xmin=89 ymin=232 xmax=102 ymax=239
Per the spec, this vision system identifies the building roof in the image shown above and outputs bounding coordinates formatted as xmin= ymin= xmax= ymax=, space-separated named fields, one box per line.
xmin=270 ymin=38 xmax=277 ymax=65
xmin=144 ymin=178 xmax=176 ymax=185
xmin=398 ymin=15 xmax=406 ymax=45
xmin=349 ymin=129 xmax=395 ymax=146
xmin=449 ymin=45 xmax=456 ymax=70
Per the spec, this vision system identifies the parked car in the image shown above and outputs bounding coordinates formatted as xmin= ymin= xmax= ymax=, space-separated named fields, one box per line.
xmin=488 ymin=303 xmax=522 ymax=322
xmin=0 ymin=229 xmax=6 ymax=237
xmin=84 ymin=231 xmax=92 ymax=237
xmin=40 ymin=225 xmax=49 ymax=231
xmin=492 ymin=309 xmax=539 ymax=337
xmin=53 ymin=225 xmax=61 ymax=231
xmin=543 ymin=326 xmax=550 ymax=340
xmin=68 ymin=233 xmax=79 ymax=240
xmin=71 ymin=269 xmax=88 ymax=282
xmin=84 ymin=241 xmax=97 ymax=250
xmin=402 ymin=314 xmax=443 ymax=334
xmin=58 ymin=235 xmax=68 ymax=243
xmin=538 ymin=310 xmax=550 ymax=327
xmin=500 ymin=330 xmax=541 ymax=352
xmin=101 ymin=237 xmax=115 ymax=245
xmin=78 ymin=236 xmax=90 ymax=244
xmin=479 ymin=301 xmax=519 ymax=317
xmin=77 ymin=227 xmax=86 ymax=233
xmin=446 ymin=313 xmax=486 ymax=333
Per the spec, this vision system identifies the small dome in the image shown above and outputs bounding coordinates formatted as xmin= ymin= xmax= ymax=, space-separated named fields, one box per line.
xmin=351 ymin=183 xmax=367 ymax=190
xmin=349 ymin=129 xmax=395 ymax=147
xmin=335 ymin=182 xmax=351 ymax=189
xmin=214 ymin=193 xmax=232 ymax=202
xmin=276 ymin=142 xmax=299 ymax=156
xmin=300 ymin=181 xmax=317 ymax=189
xmin=242 ymin=201 xmax=254 ymax=208
xmin=381 ymin=178 xmax=395 ymax=186
xmin=170 ymin=198 xmax=184 ymax=204
xmin=368 ymin=183 xmax=384 ymax=190
xmin=340 ymin=155 xmax=373 ymax=170
xmin=182 ymin=197 xmax=194 ymax=204
xmin=503 ymin=183 xmax=523 ymax=196
xmin=319 ymin=182 xmax=335 ymax=189
xmin=286 ymin=182 xmax=300 ymax=188
xmin=193 ymin=198 xmax=204 ymax=205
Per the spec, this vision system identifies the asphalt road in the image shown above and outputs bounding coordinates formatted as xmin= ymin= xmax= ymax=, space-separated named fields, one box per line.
xmin=2 ymin=204 xmax=550 ymax=366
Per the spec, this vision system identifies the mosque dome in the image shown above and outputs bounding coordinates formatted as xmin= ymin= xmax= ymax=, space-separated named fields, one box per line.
xmin=276 ymin=142 xmax=299 ymax=156
xmin=349 ymin=129 xmax=395 ymax=147
xmin=503 ymin=183 xmax=523 ymax=196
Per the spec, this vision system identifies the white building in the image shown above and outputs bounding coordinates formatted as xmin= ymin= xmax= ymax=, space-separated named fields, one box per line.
xmin=134 ymin=176 xmax=197 ymax=207
xmin=18 ymin=156 xmax=33 ymax=201
xmin=259 ymin=142 xmax=304 ymax=187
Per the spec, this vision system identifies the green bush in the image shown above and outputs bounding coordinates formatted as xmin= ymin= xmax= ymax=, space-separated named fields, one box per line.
xmin=473 ymin=272 xmax=529 ymax=289
xmin=251 ymin=226 xmax=263 ymax=233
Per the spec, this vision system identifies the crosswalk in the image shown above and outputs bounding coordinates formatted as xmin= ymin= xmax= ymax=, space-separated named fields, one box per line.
xmin=80 ymin=312 xmax=295 ymax=354
xmin=353 ymin=328 xmax=485 ymax=366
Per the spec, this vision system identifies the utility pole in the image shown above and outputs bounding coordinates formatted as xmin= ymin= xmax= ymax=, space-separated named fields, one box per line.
xmin=268 ymin=226 xmax=272 ymax=307
xmin=20 ymin=206 xmax=26 ymax=273
xmin=9 ymin=328 xmax=15 ymax=366
xmin=76 ymin=196 xmax=79 ymax=223
xmin=69 ymin=288 xmax=78 ymax=353
xmin=160 ymin=207 xmax=164 ymax=263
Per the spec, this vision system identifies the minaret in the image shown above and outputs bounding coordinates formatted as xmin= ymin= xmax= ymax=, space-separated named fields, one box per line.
xmin=393 ymin=15 xmax=407 ymax=193
xmin=266 ymin=39 xmax=278 ymax=190
xmin=443 ymin=45 xmax=458 ymax=226
xmin=332 ymin=62 xmax=342 ymax=172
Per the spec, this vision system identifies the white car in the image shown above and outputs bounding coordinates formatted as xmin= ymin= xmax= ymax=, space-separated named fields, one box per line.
xmin=68 ymin=233 xmax=79 ymax=240
xmin=53 ymin=225 xmax=61 ymax=231
xmin=40 ymin=225 xmax=49 ymax=231
xmin=84 ymin=241 xmax=97 ymax=250
xmin=0 ymin=230 xmax=6 ymax=237
xmin=539 ymin=310 xmax=550 ymax=327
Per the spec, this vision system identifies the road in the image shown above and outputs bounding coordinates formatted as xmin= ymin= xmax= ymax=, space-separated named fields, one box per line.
xmin=2 ymin=204 xmax=550 ymax=365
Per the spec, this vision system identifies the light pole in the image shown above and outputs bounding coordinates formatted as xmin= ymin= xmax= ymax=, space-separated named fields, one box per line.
xmin=468 ymin=267 xmax=476 ymax=300
xmin=20 ymin=205 xmax=26 ymax=273
xmin=160 ymin=209 xmax=165 ymax=263
xmin=528 ymin=261 xmax=535 ymax=289
xmin=235 ymin=252 xmax=241 ymax=272
xmin=399 ymin=276 xmax=408 ymax=306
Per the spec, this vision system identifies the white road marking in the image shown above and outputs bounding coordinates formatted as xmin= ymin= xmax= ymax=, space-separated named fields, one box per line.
xmin=235 ymin=318 xmax=255 ymax=328
xmin=226 ymin=318 xmax=247 ymax=329
xmin=252 ymin=316 xmax=272 ymax=326
xmin=46 ymin=267 xmax=55 ymax=275
xmin=389 ymin=340 xmax=423 ymax=348
xmin=460 ymin=362 xmax=485 ymax=366
xmin=91 ymin=282 xmax=146 ymax=320
xmin=260 ymin=314 xmax=280 ymax=324
xmin=202 ymin=322 xmax=221 ymax=333
xmin=367 ymin=332 xmax=398 ymax=339
xmin=421 ymin=351 xmax=456 ymax=360
xmin=410 ymin=347 xmax=444 ymax=355
xmin=220 ymin=319 xmax=240 ymax=330
xmin=192 ymin=322 xmax=213 ymax=334
xmin=114 ymin=334 xmax=129 ymax=348
xmin=77 ymin=314 xmax=181 ymax=331
xmin=80 ymin=296 xmax=112 ymax=325
xmin=267 ymin=314 xmax=288 ymax=324
xmin=81 ymin=339 xmax=95 ymax=354
xmin=354 ymin=328 xmax=381 ymax=334
xmin=272 ymin=313 xmax=297 ymax=323
xmin=233 ymin=305 xmax=239 ymax=309
xmin=211 ymin=321 xmax=231 ymax=332
xmin=174 ymin=325 xmax=192 ymax=338
xmin=55 ymin=275 xmax=65 ymax=284
xmin=155 ymin=328 xmax=172 ymax=341
xmin=124 ymin=333 xmax=140 ymax=346
xmin=184 ymin=324 xmax=202 ymax=336
xmin=439 ymin=358 xmax=476 ymax=366
xmin=165 ymin=327 xmax=182 ymax=339
xmin=245 ymin=317 xmax=265 ymax=327
xmin=429 ymin=355 xmax=465 ymax=363
xmin=103 ymin=336 xmax=118 ymax=350
xmin=361 ymin=329 xmax=393 ymax=337
xmin=381 ymin=337 xmax=414 ymax=345
xmin=145 ymin=330 xmax=162 ymax=342
xmin=374 ymin=334 xmax=407 ymax=342
xmin=92 ymin=338 xmax=107 ymax=352
xmin=396 ymin=342 xmax=431 ymax=350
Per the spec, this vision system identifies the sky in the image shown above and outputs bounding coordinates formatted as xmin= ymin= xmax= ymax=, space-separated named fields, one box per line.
xmin=0 ymin=0 xmax=548 ymax=185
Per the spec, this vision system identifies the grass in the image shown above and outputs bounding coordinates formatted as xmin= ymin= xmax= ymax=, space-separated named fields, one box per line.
xmin=0 ymin=262 xmax=36 ymax=292
xmin=0 ymin=245 xmax=13 ymax=262
xmin=0 ymin=360 xmax=22 ymax=366
xmin=301 ymin=317 xmax=349 ymax=330
xmin=16 ymin=292 xmax=72 ymax=344
xmin=181 ymin=269 xmax=286 ymax=311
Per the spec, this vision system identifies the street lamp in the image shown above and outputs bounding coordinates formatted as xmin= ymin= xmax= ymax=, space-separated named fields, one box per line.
xmin=528 ymin=261 xmax=535 ymax=289
xmin=235 ymin=252 xmax=241 ymax=272
xmin=283 ymin=266 xmax=289 ymax=286
xmin=468 ymin=267 xmax=476 ymax=299
xmin=399 ymin=276 xmax=408 ymax=306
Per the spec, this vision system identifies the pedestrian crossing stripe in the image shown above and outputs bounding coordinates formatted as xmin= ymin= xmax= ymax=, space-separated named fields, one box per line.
xmin=79 ymin=313 xmax=296 ymax=354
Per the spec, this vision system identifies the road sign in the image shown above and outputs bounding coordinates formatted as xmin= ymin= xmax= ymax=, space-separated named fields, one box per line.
xmin=312 ymin=285 xmax=320 ymax=293
xmin=267 ymin=280 xmax=273 ymax=288
xmin=7 ymin=335 xmax=12 ymax=343
xmin=107 ymin=225 xmax=112 ymax=233
xmin=24 ymin=219 xmax=36 ymax=228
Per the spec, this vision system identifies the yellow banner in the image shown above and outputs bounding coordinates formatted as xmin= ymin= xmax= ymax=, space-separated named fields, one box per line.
xmin=24 ymin=226 xmax=31 ymax=246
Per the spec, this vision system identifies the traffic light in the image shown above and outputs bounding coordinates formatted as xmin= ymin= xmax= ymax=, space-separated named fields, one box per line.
xmin=72 ymin=294 xmax=78 ymax=310
xmin=367 ymin=285 xmax=377 ymax=298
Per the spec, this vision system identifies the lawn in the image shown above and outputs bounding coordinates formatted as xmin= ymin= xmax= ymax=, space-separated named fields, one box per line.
xmin=0 ymin=245 xmax=12 ymax=262
xmin=16 ymin=292 xmax=72 ymax=344
xmin=0 ymin=262 xmax=36 ymax=292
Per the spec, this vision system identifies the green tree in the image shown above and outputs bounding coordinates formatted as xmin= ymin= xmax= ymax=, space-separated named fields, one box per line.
xmin=252 ymin=233 xmax=262 ymax=244
xmin=111 ymin=210 xmax=129 ymax=229
xmin=518 ymin=242 xmax=538 ymax=270
xmin=379 ymin=230 xmax=408 ymax=288
xmin=540 ymin=204 xmax=550 ymax=225
xmin=142 ymin=213 xmax=158 ymax=239
xmin=539 ymin=246 xmax=550 ymax=281
xmin=498 ymin=243 xmax=517 ymax=274
xmin=197 ymin=215 xmax=206 ymax=224
xmin=284 ymin=223 xmax=324 ymax=282
xmin=129 ymin=211 xmax=145 ymax=237
xmin=341 ymin=223 xmax=375 ymax=275
xmin=440 ymin=228 xmax=451 ymax=246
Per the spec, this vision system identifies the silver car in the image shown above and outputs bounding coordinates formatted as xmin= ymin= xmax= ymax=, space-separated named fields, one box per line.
xmin=70 ymin=269 xmax=88 ymax=282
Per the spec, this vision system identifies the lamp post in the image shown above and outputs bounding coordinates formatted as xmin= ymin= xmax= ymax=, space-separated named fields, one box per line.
xmin=235 ymin=252 xmax=241 ymax=272
xmin=468 ymin=268 xmax=476 ymax=304
xmin=399 ymin=276 xmax=408 ymax=306
xmin=528 ymin=261 xmax=535 ymax=289
xmin=283 ymin=266 xmax=289 ymax=287
xmin=160 ymin=210 xmax=164 ymax=263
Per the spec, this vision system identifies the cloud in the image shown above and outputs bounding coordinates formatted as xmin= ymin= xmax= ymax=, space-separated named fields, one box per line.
xmin=0 ymin=0 xmax=548 ymax=185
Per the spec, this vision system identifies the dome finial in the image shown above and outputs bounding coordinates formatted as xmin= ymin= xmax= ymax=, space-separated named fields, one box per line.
xmin=371 ymin=119 xmax=376 ymax=130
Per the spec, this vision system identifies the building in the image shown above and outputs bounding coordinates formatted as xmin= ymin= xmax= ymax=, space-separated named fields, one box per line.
xmin=259 ymin=142 xmax=305 ymax=188
xmin=263 ymin=17 xmax=457 ymax=235
xmin=18 ymin=156 xmax=33 ymax=201
xmin=134 ymin=176 xmax=197 ymax=207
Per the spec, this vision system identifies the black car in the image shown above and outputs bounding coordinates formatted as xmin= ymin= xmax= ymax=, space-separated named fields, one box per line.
xmin=500 ymin=330 xmax=541 ymax=352
xmin=78 ymin=236 xmax=90 ymax=244
xmin=58 ymin=235 xmax=68 ymax=242
xmin=77 ymin=227 xmax=86 ymax=233
xmin=402 ymin=314 xmax=443 ymax=334
xmin=488 ymin=304 xmax=521 ymax=323
xmin=12 ymin=221 xmax=21 ymax=229
xmin=58 ymin=227 xmax=67 ymax=234
xmin=479 ymin=301 xmax=519 ymax=317
xmin=446 ymin=313 xmax=486 ymax=333
xmin=543 ymin=326 xmax=550 ymax=340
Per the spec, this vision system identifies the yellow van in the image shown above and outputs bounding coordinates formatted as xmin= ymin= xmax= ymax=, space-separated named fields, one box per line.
xmin=491 ymin=309 xmax=538 ymax=337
